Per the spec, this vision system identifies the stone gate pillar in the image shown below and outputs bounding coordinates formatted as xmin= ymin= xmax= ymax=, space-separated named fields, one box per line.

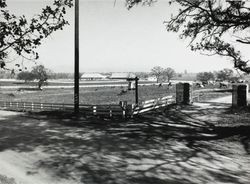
xmin=232 ymin=84 xmax=248 ymax=107
xmin=176 ymin=82 xmax=192 ymax=105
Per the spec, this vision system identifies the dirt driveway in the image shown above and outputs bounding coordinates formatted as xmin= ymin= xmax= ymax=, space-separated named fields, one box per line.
xmin=0 ymin=102 xmax=250 ymax=184
xmin=207 ymin=93 xmax=250 ymax=104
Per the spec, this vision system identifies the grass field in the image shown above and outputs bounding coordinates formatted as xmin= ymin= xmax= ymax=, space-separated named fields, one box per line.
xmin=0 ymin=85 xmax=175 ymax=105
xmin=0 ymin=80 xmax=154 ymax=87
xmin=0 ymin=79 xmax=237 ymax=105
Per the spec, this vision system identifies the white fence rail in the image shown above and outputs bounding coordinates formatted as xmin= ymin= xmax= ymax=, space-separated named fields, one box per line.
xmin=0 ymin=96 xmax=176 ymax=118
xmin=132 ymin=95 xmax=175 ymax=115
xmin=0 ymin=101 xmax=125 ymax=117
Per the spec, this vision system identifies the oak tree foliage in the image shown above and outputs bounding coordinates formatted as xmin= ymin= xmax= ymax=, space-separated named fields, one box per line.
xmin=126 ymin=0 xmax=250 ymax=74
xmin=216 ymin=68 xmax=234 ymax=81
xmin=0 ymin=0 xmax=73 ymax=69
xmin=196 ymin=72 xmax=214 ymax=82
xmin=151 ymin=66 xmax=164 ymax=83
xmin=31 ymin=65 xmax=50 ymax=89
xmin=17 ymin=71 xmax=35 ymax=82
xmin=151 ymin=66 xmax=176 ymax=83
xmin=16 ymin=65 xmax=50 ymax=89
xmin=163 ymin=67 xmax=176 ymax=82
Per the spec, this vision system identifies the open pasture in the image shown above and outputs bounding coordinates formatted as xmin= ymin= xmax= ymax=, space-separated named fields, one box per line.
xmin=0 ymin=80 xmax=236 ymax=105
xmin=0 ymin=84 xmax=175 ymax=105
xmin=0 ymin=79 xmax=154 ymax=87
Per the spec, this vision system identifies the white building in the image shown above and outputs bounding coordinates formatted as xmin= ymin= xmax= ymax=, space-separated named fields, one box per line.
xmin=109 ymin=72 xmax=136 ymax=80
xmin=81 ymin=73 xmax=107 ymax=80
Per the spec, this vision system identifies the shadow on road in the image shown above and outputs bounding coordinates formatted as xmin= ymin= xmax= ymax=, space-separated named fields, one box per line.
xmin=0 ymin=103 xmax=249 ymax=184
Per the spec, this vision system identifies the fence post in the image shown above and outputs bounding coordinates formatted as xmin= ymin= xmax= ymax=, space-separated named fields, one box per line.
xmin=31 ymin=102 xmax=34 ymax=111
xmin=232 ymin=84 xmax=248 ymax=107
xmin=131 ymin=104 xmax=136 ymax=118
xmin=119 ymin=101 xmax=127 ymax=118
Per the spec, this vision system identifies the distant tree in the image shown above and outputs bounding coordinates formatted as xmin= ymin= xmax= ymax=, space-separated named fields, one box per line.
xmin=126 ymin=0 xmax=250 ymax=74
xmin=177 ymin=73 xmax=182 ymax=78
xmin=31 ymin=65 xmax=50 ymax=89
xmin=0 ymin=0 xmax=73 ymax=69
xmin=135 ymin=72 xmax=149 ymax=80
xmin=17 ymin=71 xmax=35 ymax=83
xmin=49 ymin=72 xmax=73 ymax=79
xmin=151 ymin=66 xmax=165 ymax=83
xmin=216 ymin=69 xmax=234 ymax=82
xmin=196 ymin=72 xmax=214 ymax=82
xmin=163 ymin=67 xmax=176 ymax=82
xmin=0 ymin=69 xmax=13 ymax=79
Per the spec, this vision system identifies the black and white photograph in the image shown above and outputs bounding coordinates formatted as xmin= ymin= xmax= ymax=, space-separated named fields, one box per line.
xmin=0 ymin=0 xmax=250 ymax=183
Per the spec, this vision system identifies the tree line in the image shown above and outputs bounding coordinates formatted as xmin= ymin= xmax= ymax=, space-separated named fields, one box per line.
xmin=15 ymin=66 xmax=242 ymax=84
xmin=196 ymin=69 xmax=244 ymax=83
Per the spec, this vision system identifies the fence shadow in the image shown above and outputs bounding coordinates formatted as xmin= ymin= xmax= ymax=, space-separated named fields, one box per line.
xmin=0 ymin=103 xmax=249 ymax=184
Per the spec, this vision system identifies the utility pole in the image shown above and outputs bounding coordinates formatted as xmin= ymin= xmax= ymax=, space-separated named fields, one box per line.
xmin=74 ymin=0 xmax=79 ymax=114
xmin=135 ymin=77 xmax=139 ymax=105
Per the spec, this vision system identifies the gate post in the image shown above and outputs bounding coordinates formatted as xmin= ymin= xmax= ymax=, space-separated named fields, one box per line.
xmin=176 ymin=82 xmax=192 ymax=105
xmin=232 ymin=84 xmax=248 ymax=107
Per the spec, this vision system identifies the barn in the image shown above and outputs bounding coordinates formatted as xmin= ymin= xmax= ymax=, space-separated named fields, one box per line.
xmin=81 ymin=73 xmax=107 ymax=80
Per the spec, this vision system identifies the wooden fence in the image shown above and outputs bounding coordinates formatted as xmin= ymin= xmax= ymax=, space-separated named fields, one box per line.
xmin=132 ymin=95 xmax=175 ymax=115
xmin=0 ymin=95 xmax=176 ymax=118
xmin=0 ymin=101 xmax=125 ymax=118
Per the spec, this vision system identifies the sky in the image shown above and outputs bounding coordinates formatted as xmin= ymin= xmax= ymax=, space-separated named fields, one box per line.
xmin=5 ymin=0 xmax=234 ymax=73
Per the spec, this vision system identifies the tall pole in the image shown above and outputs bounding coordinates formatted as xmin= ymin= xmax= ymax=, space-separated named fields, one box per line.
xmin=74 ymin=0 xmax=79 ymax=114
xmin=135 ymin=77 xmax=139 ymax=105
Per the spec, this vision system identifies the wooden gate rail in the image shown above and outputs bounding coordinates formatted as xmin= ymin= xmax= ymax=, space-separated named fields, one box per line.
xmin=132 ymin=95 xmax=175 ymax=115
xmin=0 ymin=101 xmax=125 ymax=117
